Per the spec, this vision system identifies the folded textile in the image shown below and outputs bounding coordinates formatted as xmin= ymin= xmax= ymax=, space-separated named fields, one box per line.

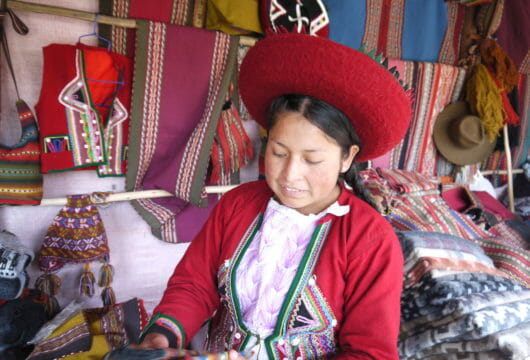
xmin=405 ymin=256 xmax=507 ymax=288
xmin=401 ymin=273 xmax=524 ymax=321
xmin=27 ymin=298 xmax=147 ymax=360
xmin=471 ymin=236 xmax=530 ymax=288
xmin=408 ymin=350 xmax=507 ymax=360
xmin=399 ymin=298 xmax=530 ymax=357
xmin=400 ymin=289 xmax=530 ymax=338
xmin=398 ymin=231 xmax=494 ymax=270
xmin=361 ymin=169 xmax=493 ymax=241
xmin=406 ymin=320 xmax=530 ymax=360
xmin=126 ymin=21 xmax=238 ymax=242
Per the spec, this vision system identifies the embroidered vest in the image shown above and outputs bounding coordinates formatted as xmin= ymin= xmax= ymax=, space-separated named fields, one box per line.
xmin=35 ymin=43 xmax=132 ymax=177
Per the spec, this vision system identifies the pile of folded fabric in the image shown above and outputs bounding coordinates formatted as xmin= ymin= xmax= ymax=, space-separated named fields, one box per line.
xmin=361 ymin=168 xmax=530 ymax=359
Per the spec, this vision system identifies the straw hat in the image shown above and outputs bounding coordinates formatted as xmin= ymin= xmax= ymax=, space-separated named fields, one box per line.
xmin=433 ymin=102 xmax=495 ymax=166
xmin=238 ymin=33 xmax=411 ymax=162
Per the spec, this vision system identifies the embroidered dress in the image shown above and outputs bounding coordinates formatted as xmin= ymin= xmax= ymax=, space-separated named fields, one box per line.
xmin=236 ymin=198 xmax=349 ymax=338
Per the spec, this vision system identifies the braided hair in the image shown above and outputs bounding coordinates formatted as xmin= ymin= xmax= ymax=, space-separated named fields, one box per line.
xmin=266 ymin=94 xmax=377 ymax=209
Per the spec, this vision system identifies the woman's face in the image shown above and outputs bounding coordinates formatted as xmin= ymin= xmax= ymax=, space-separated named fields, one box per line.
xmin=265 ymin=111 xmax=357 ymax=215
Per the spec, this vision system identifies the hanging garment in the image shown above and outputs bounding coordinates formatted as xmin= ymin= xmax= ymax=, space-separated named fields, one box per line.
xmin=206 ymin=0 xmax=262 ymax=35
xmin=126 ymin=22 xmax=238 ymax=243
xmin=0 ymin=101 xmax=43 ymax=204
xmin=370 ymin=60 xmax=467 ymax=177
xmin=98 ymin=0 xmax=204 ymax=57
xmin=35 ymin=43 xmax=132 ymax=177
xmin=324 ymin=0 xmax=465 ymax=65
xmin=35 ymin=194 xmax=116 ymax=315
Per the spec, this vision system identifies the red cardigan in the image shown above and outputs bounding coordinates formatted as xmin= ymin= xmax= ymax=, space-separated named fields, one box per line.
xmin=144 ymin=180 xmax=403 ymax=360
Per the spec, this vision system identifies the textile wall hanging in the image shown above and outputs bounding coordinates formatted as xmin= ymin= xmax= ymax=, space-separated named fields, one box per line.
xmin=371 ymin=60 xmax=467 ymax=177
xmin=324 ymin=0 xmax=465 ymax=65
xmin=495 ymin=0 xmax=529 ymax=74
xmin=99 ymin=0 xmax=204 ymax=57
xmin=34 ymin=43 xmax=132 ymax=177
xmin=126 ymin=21 xmax=238 ymax=243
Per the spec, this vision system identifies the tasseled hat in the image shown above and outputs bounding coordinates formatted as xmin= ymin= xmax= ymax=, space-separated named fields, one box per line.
xmin=35 ymin=194 xmax=115 ymax=315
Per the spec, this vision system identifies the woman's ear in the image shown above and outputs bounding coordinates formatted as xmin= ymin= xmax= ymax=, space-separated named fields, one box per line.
xmin=341 ymin=145 xmax=359 ymax=173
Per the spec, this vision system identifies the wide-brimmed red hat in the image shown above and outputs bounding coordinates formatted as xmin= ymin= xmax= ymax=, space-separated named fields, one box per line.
xmin=238 ymin=33 xmax=412 ymax=161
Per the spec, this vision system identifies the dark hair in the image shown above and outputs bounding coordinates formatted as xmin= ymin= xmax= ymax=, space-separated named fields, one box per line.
xmin=266 ymin=94 xmax=376 ymax=208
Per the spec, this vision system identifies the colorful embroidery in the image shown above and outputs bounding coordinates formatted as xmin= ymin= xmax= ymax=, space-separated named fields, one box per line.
xmin=211 ymin=216 xmax=337 ymax=360
xmin=43 ymin=135 xmax=71 ymax=153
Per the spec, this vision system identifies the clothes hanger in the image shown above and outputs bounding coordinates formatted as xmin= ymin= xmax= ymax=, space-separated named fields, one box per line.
xmin=77 ymin=14 xmax=124 ymax=108
xmin=78 ymin=13 xmax=111 ymax=52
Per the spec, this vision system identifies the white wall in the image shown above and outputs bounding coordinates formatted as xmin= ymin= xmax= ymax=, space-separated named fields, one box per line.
xmin=0 ymin=0 xmax=240 ymax=315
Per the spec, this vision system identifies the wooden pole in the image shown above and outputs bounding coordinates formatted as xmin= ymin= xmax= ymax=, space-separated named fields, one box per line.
xmin=39 ymin=185 xmax=238 ymax=206
xmin=502 ymin=124 xmax=515 ymax=212
xmin=6 ymin=0 xmax=258 ymax=46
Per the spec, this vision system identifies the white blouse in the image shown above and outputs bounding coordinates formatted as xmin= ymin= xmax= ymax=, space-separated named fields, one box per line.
xmin=235 ymin=197 xmax=350 ymax=337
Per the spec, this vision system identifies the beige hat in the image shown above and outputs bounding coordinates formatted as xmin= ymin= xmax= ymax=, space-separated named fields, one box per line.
xmin=433 ymin=101 xmax=496 ymax=166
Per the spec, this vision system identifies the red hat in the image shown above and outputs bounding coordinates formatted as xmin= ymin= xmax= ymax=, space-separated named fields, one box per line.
xmin=238 ymin=33 xmax=412 ymax=161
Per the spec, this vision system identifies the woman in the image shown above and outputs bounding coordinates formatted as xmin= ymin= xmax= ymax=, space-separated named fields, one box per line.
xmin=138 ymin=33 xmax=411 ymax=360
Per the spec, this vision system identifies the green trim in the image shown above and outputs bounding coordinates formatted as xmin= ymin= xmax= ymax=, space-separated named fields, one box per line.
xmin=229 ymin=213 xmax=263 ymax=349
xmin=189 ymin=35 xmax=240 ymax=206
xmin=141 ymin=312 xmax=186 ymax=346
xmin=125 ymin=20 xmax=149 ymax=192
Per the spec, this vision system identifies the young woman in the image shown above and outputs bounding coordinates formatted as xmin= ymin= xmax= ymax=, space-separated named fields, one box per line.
xmin=137 ymin=33 xmax=411 ymax=360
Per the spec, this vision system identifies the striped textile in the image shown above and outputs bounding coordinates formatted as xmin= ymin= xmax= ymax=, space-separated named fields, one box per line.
xmin=125 ymin=21 xmax=238 ymax=242
xmin=373 ymin=60 xmax=467 ymax=176
xmin=27 ymin=298 xmax=147 ymax=360
xmin=0 ymin=100 xmax=43 ymax=205
xmin=99 ymin=0 xmax=205 ymax=57
xmin=361 ymin=169 xmax=493 ymax=241
xmin=325 ymin=0 xmax=466 ymax=65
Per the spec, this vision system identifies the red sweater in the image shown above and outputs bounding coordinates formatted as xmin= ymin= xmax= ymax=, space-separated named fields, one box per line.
xmin=144 ymin=180 xmax=403 ymax=360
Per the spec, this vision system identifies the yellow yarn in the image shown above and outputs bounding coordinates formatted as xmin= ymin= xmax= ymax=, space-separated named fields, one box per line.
xmin=465 ymin=63 xmax=505 ymax=142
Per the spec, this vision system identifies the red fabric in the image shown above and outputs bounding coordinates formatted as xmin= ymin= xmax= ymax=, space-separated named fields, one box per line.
xmin=473 ymin=191 xmax=515 ymax=220
xmin=238 ymin=33 xmax=411 ymax=161
xmin=148 ymin=180 xmax=403 ymax=360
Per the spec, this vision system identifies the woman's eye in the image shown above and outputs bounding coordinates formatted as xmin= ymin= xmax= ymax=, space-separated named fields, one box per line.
xmin=272 ymin=151 xmax=287 ymax=158
xmin=306 ymin=159 xmax=323 ymax=165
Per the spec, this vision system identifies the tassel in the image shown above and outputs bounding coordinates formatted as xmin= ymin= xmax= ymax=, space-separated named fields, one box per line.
xmin=34 ymin=273 xmax=62 ymax=317
xmin=480 ymin=38 xmax=519 ymax=93
xmin=465 ymin=63 xmax=505 ymax=142
xmin=35 ymin=273 xmax=62 ymax=296
xmin=99 ymin=262 xmax=114 ymax=287
xmin=79 ymin=263 xmax=96 ymax=297
xmin=101 ymin=286 xmax=116 ymax=306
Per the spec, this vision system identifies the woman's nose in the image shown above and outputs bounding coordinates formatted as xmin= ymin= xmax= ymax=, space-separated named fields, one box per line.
xmin=282 ymin=158 xmax=303 ymax=181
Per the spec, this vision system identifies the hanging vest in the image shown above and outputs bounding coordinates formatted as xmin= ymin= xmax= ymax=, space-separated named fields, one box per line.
xmin=35 ymin=43 xmax=132 ymax=177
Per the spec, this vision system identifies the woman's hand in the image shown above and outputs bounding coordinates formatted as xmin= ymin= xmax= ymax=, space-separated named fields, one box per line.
xmin=228 ymin=349 xmax=248 ymax=360
xmin=136 ymin=332 xmax=170 ymax=349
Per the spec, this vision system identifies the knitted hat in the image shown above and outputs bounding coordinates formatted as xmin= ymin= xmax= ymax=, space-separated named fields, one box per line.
xmin=36 ymin=194 xmax=115 ymax=314
xmin=238 ymin=33 xmax=412 ymax=161
xmin=433 ymin=101 xmax=496 ymax=166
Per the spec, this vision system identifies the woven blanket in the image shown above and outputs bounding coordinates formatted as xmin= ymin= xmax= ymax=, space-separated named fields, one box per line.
xmin=325 ymin=0 xmax=465 ymax=65
xmin=405 ymin=320 xmax=530 ymax=360
xmin=125 ymin=21 xmax=238 ymax=242
xmin=370 ymin=60 xmax=467 ymax=176
xmin=99 ymin=0 xmax=204 ymax=57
